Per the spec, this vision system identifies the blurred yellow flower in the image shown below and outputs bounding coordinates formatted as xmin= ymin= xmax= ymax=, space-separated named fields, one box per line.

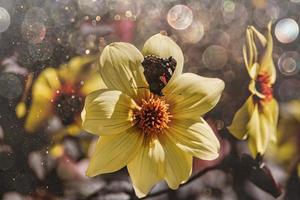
xmin=18 ymin=55 xmax=105 ymax=133
xmin=269 ymin=100 xmax=300 ymax=170
xmin=228 ymin=22 xmax=279 ymax=157
xmin=81 ymin=33 xmax=225 ymax=197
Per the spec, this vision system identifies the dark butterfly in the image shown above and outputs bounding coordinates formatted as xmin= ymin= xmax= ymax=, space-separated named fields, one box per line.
xmin=141 ymin=55 xmax=177 ymax=96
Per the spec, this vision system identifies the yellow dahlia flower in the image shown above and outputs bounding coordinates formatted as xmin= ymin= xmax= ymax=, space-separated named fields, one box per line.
xmin=228 ymin=22 xmax=279 ymax=157
xmin=81 ymin=33 xmax=225 ymax=197
xmin=21 ymin=55 xmax=105 ymax=133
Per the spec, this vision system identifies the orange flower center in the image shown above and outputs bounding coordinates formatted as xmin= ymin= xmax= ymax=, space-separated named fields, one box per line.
xmin=134 ymin=95 xmax=172 ymax=136
xmin=51 ymin=84 xmax=84 ymax=125
xmin=256 ymin=73 xmax=273 ymax=102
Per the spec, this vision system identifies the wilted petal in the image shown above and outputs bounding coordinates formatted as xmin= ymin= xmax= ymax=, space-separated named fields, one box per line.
xmin=228 ymin=96 xmax=255 ymax=140
xmin=99 ymin=42 xmax=149 ymax=101
xmin=165 ymin=118 xmax=220 ymax=160
xmin=82 ymin=89 xmax=139 ymax=136
xmin=142 ymin=33 xmax=184 ymax=83
xmin=161 ymin=135 xmax=192 ymax=189
xmin=163 ymin=73 xmax=224 ymax=120
xmin=127 ymin=137 xmax=165 ymax=198
xmin=243 ymin=28 xmax=258 ymax=77
xmin=251 ymin=22 xmax=276 ymax=83
xmin=86 ymin=127 xmax=143 ymax=176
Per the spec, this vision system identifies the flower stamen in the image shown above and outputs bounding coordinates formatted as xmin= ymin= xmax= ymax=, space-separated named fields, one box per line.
xmin=256 ymin=72 xmax=273 ymax=103
xmin=134 ymin=95 xmax=172 ymax=136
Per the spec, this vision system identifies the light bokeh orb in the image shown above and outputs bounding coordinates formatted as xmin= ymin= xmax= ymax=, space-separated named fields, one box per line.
xmin=21 ymin=22 xmax=46 ymax=44
xmin=275 ymin=18 xmax=299 ymax=44
xmin=178 ymin=20 xmax=204 ymax=44
xmin=278 ymin=79 xmax=300 ymax=101
xmin=0 ymin=73 xmax=22 ymax=100
xmin=28 ymin=41 xmax=54 ymax=61
xmin=78 ymin=0 xmax=107 ymax=16
xmin=278 ymin=51 xmax=300 ymax=75
xmin=0 ymin=7 xmax=10 ymax=32
xmin=167 ymin=4 xmax=193 ymax=30
xmin=202 ymin=45 xmax=228 ymax=70
xmin=253 ymin=1 xmax=279 ymax=28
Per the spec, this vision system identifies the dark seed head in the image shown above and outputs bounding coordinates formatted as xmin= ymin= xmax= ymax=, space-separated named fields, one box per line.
xmin=52 ymin=86 xmax=84 ymax=125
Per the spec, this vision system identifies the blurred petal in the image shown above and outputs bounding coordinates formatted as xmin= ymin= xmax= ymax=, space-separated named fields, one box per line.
xmin=128 ymin=137 xmax=165 ymax=198
xmin=163 ymin=73 xmax=224 ymax=120
xmin=142 ymin=33 xmax=184 ymax=83
xmin=228 ymin=96 xmax=255 ymax=140
xmin=25 ymin=68 xmax=60 ymax=132
xmin=25 ymin=98 xmax=53 ymax=133
xmin=16 ymin=102 xmax=26 ymax=118
xmin=33 ymin=68 xmax=61 ymax=100
xmin=58 ymin=55 xmax=98 ymax=84
xmin=82 ymin=89 xmax=139 ymax=136
xmin=86 ymin=127 xmax=143 ymax=176
xmin=99 ymin=42 xmax=149 ymax=102
xmin=166 ymin=118 xmax=220 ymax=160
xmin=80 ymin=73 xmax=106 ymax=95
xmin=262 ymin=99 xmax=279 ymax=142
xmin=162 ymin=135 xmax=192 ymax=189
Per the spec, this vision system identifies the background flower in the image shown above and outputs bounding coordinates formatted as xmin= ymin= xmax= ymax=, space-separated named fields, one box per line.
xmin=228 ymin=23 xmax=279 ymax=158
xmin=19 ymin=55 xmax=105 ymax=133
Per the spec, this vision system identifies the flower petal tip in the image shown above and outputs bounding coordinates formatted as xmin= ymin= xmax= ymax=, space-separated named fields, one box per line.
xmin=85 ymin=167 xmax=97 ymax=177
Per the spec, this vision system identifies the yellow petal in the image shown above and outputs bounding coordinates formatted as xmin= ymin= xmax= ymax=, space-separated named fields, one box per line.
xmin=262 ymin=99 xmax=279 ymax=142
xmin=58 ymin=55 xmax=98 ymax=84
xmin=99 ymin=42 xmax=149 ymax=102
xmin=36 ymin=68 xmax=61 ymax=95
xmin=277 ymin=141 xmax=297 ymax=164
xmin=81 ymin=89 xmax=139 ymax=136
xmin=50 ymin=144 xmax=64 ymax=158
xmin=163 ymin=73 xmax=224 ymax=120
xmin=80 ymin=73 xmax=106 ymax=95
xmin=247 ymin=104 xmax=271 ymax=157
xmin=86 ymin=127 xmax=143 ymax=176
xmin=25 ymin=68 xmax=60 ymax=132
xmin=244 ymin=27 xmax=260 ymax=79
xmin=127 ymin=137 xmax=165 ymax=198
xmin=243 ymin=28 xmax=255 ymax=71
xmin=166 ymin=118 xmax=220 ymax=160
xmin=227 ymin=96 xmax=255 ymax=140
xmin=16 ymin=102 xmax=26 ymax=118
xmin=282 ymin=100 xmax=300 ymax=122
xmin=25 ymin=98 xmax=53 ymax=133
xmin=142 ymin=33 xmax=184 ymax=83
xmin=161 ymin=135 xmax=192 ymax=189
xmin=251 ymin=22 xmax=276 ymax=83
